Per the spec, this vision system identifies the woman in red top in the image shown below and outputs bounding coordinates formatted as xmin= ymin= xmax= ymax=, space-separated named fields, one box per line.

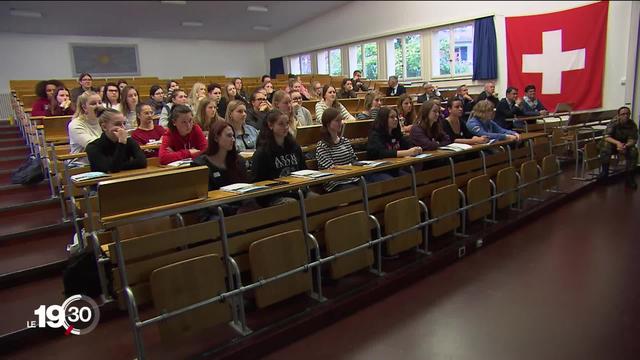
xmin=159 ymin=104 xmax=207 ymax=165
xmin=46 ymin=87 xmax=75 ymax=116
xmin=31 ymin=79 xmax=63 ymax=116
xmin=131 ymin=103 xmax=166 ymax=158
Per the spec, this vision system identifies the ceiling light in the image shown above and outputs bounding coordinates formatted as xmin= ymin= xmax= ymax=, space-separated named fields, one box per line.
xmin=161 ymin=1 xmax=187 ymax=4
xmin=181 ymin=21 xmax=203 ymax=27
xmin=9 ymin=9 xmax=42 ymax=18
xmin=252 ymin=25 xmax=271 ymax=31
xmin=247 ymin=5 xmax=268 ymax=12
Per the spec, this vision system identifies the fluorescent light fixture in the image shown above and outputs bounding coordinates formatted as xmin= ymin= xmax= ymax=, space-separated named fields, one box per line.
xmin=181 ymin=21 xmax=203 ymax=27
xmin=9 ymin=9 xmax=43 ymax=18
xmin=161 ymin=1 xmax=187 ymax=4
xmin=252 ymin=25 xmax=271 ymax=31
xmin=247 ymin=5 xmax=268 ymax=12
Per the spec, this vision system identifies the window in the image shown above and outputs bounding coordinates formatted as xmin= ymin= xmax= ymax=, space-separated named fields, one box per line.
xmin=289 ymin=54 xmax=312 ymax=75
xmin=300 ymin=54 xmax=312 ymax=74
xmin=317 ymin=51 xmax=329 ymax=74
xmin=349 ymin=45 xmax=362 ymax=76
xmin=349 ymin=42 xmax=378 ymax=79
xmin=329 ymin=48 xmax=342 ymax=76
xmin=289 ymin=56 xmax=301 ymax=75
xmin=431 ymin=23 xmax=474 ymax=78
xmin=386 ymin=34 xmax=421 ymax=79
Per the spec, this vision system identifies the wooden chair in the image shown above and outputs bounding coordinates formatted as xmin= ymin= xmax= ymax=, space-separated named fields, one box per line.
xmin=430 ymin=184 xmax=462 ymax=237
xmin=466 ymin=175 xmax=493 ymax=222
xmin=150 ymin=254 xmax=232 ymax=342
xmin=541 ymin=154 xmax=560 ymax=190
xmin=110 ymin=220 xmax=222 ymax=307
xmin=384 ymin=196 xmax=423 ymax=255
xmin=496 ymin=167 xmax=518 ymax=210
xmin=249 ymin=230 xmax=313 ymax=308
xmin=341 ymin=120 xmax=372 ymax=141
xmin=296 ymin=124 xmax=322 ymax=149
xmin=324 ymin=211 xmax=375 ymax=279
xmin=519 ymin=160 xmax=541 ymax=201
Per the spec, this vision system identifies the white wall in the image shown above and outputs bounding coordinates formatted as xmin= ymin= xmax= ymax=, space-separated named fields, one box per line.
xmin=264 ymin=1 xmax=637 ymax=110
xmin=0 ymin=33 xmax=266 ymax=93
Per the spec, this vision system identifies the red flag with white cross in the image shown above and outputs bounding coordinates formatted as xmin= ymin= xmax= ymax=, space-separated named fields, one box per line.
xmin=506 ymin=2 xmax=608 ymax=111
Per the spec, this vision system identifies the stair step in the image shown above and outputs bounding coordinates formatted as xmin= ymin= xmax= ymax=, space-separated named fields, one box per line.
xmin=0 ymin=227 xmax=71 ymax=279
xmin=0 ymin=130 xmax=20 ymax=136
xmin=0 ymin=147 xmax=29 ymax=157
xmin=0 ymin=202 xmax=68 ymax=239
xmin=0 ymin=183 xmax=55 ymax=210
xmin=0 ymin=158 xmax=25 ymax=172
xmin=0 ymin=139 xmax=24 ymax=147
xmin=0 ymin=172 xmax=13 ymax=186
xmin=0 ymin=132 xmax=21 ymax=140
xmin=0 ymin=275 xmax=65 ymax=337
xmin=0 ymin=125 xmax=18 ymax=130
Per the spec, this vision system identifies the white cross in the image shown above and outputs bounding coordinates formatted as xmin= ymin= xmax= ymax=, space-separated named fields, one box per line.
xmin=522 ymin=30 xmax=586 ymax=94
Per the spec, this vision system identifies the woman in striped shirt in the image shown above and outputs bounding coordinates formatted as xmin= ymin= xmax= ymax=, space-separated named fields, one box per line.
xmin=315 ymin=108 xmax=360 ymax=192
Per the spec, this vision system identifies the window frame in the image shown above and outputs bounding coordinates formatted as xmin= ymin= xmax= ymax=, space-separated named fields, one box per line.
xmin=430 ymin=21 xmax=475 ymax=80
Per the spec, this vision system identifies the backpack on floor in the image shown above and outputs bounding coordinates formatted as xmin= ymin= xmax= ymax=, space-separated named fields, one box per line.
xmin=63 ymin=249 xmax=113 ymax=299
xmin=11 ymin=155 xmax=44 ymax=185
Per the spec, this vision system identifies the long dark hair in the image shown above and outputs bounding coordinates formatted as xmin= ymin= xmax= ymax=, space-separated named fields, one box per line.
xmin=322 ymin=84 xmax=342 ymax=110
xmin=204 ymin=121 xmax=245 ymax=183
xmin=418 ymin=100 xmax=447 ymax=141
xmin=257 ymin=110 xmax=297 ymax=153
xmin=101 ymin=82 xmax=120 ymax=106
xmin=320 ymin=107 xmax=341 ymax=146
xmin=49 ymin=87 xmax=74 ymax=116
xmin=168 ymin=104 xmax=192 ymax=132
xmin=372 ymin=107 xmax=402 ymax=140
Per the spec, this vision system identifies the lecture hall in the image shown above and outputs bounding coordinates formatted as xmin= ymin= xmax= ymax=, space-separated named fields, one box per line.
xmin=0 ymin=1 xmax=639 ymax=359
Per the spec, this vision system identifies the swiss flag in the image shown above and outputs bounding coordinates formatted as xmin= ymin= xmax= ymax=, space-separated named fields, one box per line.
xmin=506 ymin=2 xmax=608 ymax=111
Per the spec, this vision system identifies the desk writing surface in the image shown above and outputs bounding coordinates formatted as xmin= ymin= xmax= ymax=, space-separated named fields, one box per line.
xmin=71 ymin=165 xmax=170 ymax=187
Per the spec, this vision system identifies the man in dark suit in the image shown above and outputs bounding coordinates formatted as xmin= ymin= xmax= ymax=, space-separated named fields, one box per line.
xmin=495 ymin=87 xmax=524 ymax=129
xmin=417 ymin=82 xmax=441 ymax=103
xmin=475 ymin=82 xmax=499 ymax=108
xmin=386 ymin=75 xmax=406 ymax=97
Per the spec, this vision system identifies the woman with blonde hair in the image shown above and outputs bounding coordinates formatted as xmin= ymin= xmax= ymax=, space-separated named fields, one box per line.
xmin=272 ymin=90 xmax=298 ymax=137
xmin=195 ymin=98 xmax=223 ymax=136
xmin=188 ymin=82 xmax=207 ymax=110
xmin=68 ymin=91 xmax=103 ymax=164
xmin=225 ymin=100 xmax=258 ymax=152
xmin=466 ymin=100 xmax=520 ymax=141
xmin=357 ymin=91 xmax=382 ymax=120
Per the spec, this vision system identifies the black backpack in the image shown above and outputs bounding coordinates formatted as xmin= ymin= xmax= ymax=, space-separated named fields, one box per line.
xmin=11 ymin=155 xmax=44 ymax=185
xmin=63 ymin=249 xmax=113 ymax=298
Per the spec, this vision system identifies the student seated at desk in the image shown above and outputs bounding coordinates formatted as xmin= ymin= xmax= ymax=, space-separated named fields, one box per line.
xmin=120 ymin=86 xmax=139 ymax=130
xmin=316 ymin=85 xmax=356 ymax=122
xmin=85 ymin=107 xmax=146 ymax=173
xmin=356 ymin=91 xmax=382 ymax=120
xmin=32 ymin=79 xmax=64 ymax=116
xmin=272 ymin=90 xmax=299 ymax=137
xmin=46 ymin=87 xmax=75 ymax=116
xmin=397 ymin=93 xmax=417 ymax=133
xmin=410 ymin=100 xmax=452 ymax=151
xmin=442 ymin=98 xmax=488 ymax=145
xmin=192 ymin=121 xmax=256 ymax=217
xmin=195 ymin=98 xmax=223 ymax=137
xmin=159 ymin=89 xmax=189 ymax=128
xmin=101 ymin=82 xmax=121 ymax=110
xmin=146 ymin=85 xmax=166 ymax=116
xmin=291 ymin=90 xmax=314 ymax=126
xmin=252 ymin=110 xmax=312 ymax=206
xmin=337 ymin=78 xmax=357 ymax=99
xmin=467 ymin=100 xmax=521 ymax=142
xmin=131 ymin=103 xmax=166 ymax=158
xmin=367 ymin=107 xmax=422 ymax=180
xmin=226 ymin=100 xmax=258 ymax=152
xmin=68 ymin=91 xmax=103 ymax=166
xmin=316 ymin=108 xmax=360 ymax=192
xmin=159 ymin=105 xmax=207 ymax=165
